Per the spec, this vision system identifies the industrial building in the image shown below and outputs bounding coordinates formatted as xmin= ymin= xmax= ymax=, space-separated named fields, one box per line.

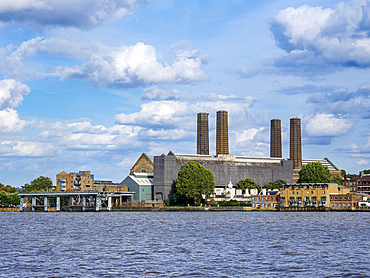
xmin=152 ymin=110 xmax=343 ymax=202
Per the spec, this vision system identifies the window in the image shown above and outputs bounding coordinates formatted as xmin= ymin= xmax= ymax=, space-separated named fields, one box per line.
xmin=142 ymin=170 xmax=146 ymax=173
xmin=311 ymin=191 xmax=314 ymax=194
xmin=307 ymin=191 xmax=310 ymax=194
xmin=343 ymin=197 xmax=346 ymax=200
xmin=292 ymin=191 xmax=294 ymax=194
xmin=339 ymin=197 xmax=342 ymax=200
xmin=348 ymin=197 xmax=351 ymax=200
xmin=335 ymin=203 xmax=338 ymax=207
xmin=348 ymin=203 xmax=351 ymax=207
xmin=335 ymin=197 xmax=337 ymax=200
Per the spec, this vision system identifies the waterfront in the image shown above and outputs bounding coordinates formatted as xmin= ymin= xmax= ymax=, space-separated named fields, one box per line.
xmin=1 ymin=212 xmax=370 ymax=277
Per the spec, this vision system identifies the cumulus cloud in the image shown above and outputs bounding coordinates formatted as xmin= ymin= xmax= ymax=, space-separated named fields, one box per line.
xmin=0 ymin=79 xmax=33 ymax=133
xmin=115 ymin=89 xmax=258 ymax=131
xmin=0 ymin=108 xmax=32 ymax=133
xmin=230 ymin=128 xmax=269 ymax=157
xmin=0 ymin=0 xmax=143 ymax=30
xmin=269 ymin=1 xmax=370 ymax=74
xmin=303 ymin=113 xmax=353 ymax=137
xmin=0 ymin=37 xmax=209 ymax=87
xmin=0 ymin=141 xmax=58 ymax=157
xmin=0 ymin=79 xmax=30 ymax=110
xmin=52 ymin=42 xmax=209 ymax=88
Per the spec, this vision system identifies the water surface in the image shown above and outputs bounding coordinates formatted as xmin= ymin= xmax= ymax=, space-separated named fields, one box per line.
xmin=1 ymin=212 xmax=369 ymax=277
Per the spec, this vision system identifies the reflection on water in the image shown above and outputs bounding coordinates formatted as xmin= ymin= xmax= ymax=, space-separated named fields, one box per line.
xmin=1 ymin=212 xmax=370 ymax=277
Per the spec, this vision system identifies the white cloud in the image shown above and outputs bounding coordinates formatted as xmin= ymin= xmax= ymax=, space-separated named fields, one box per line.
xmin=269 ymin=1 xmax=370 ymax=73
xmin=0 ymin=0 xmax=142 ymax=30
xmin=0 ymin=79 xmax=30 ymax=109
xmin=357 ymin=159 xmax=368 ymax=166
xmin=53 ymin=42 xmax=209 ymax=88
xmin=0 ymin=79 xmax=33 ymax=133
xmin=0 ymin=141 xmax=58 ymax=157
xmin=303 ymin=113 xmax=353 ymax=137
xmin=0 ymin=108 xmax=32 ymax=133
xmin=115 ymin=90 xmax=258 ymax=132
xmin=0 ymin=38 xmax=210 ymax=87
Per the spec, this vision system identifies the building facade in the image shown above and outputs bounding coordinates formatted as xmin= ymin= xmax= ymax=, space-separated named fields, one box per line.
xmin=120 ymin=172 xmax=154 ymax=201
xmin=279 ymin=183 xmax=350 ymax=209
xmin=251 ymin=189 xmax=280 ymax=209
xmin=130 ymin=153 xmax=154 ymax=174
xmin=56 ymin=171 xmax=94 ymax=191
xmin=153 ymin=152 xmax=293 ymax=201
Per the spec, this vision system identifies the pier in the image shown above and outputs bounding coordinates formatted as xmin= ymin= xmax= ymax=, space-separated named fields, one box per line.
xmin=18 ymin=191 xmax=135 ymax=212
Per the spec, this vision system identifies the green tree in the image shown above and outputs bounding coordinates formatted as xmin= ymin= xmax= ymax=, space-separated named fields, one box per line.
xmin=9 ymin=193 xmax=20 ymax=206
xmin=264 ymin=179 xmax=286 ymax=190
xmin=331 ymin=175 xmax=343 ymax=185
xmin=173 ymin=161 xmax=215 ymax=205
xmin=341 ymin=169 xmax=346 ymax=177
xmin=0 ymin=185 xmax=17 ymax=193
xmin=0 ymin=191 xmax=9 ymax=205
xmin=236 ymin=178 xmax=260 ymax=193
xmin=24 ymin=176 xmax=53 ymax=192
xmin=297 ymin=162 xmax=331 ymax=183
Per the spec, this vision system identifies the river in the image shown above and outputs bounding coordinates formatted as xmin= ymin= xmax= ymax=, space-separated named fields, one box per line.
xmin=1 ymin=211 xmax=369 ymax=277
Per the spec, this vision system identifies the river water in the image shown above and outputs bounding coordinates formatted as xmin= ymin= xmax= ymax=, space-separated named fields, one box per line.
xmin=1 ymin=211 xmax=370 ymax=277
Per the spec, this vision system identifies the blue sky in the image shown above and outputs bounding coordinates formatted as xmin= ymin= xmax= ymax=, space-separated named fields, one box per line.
xmin=1 ymin=0 xmax=370 ymax=187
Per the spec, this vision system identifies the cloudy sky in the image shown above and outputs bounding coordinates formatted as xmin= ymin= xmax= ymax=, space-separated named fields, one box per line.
xmin=1 ymin=0 xmax=370 ymax=187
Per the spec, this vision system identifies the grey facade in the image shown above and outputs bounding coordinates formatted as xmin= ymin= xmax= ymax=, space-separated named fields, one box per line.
xmin=153 ymin=153 xmax=293 ymax=201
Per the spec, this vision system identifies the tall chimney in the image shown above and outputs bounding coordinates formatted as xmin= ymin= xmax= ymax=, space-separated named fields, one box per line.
xmin=290 ymin=118 xmax=302 ymax=169
xmin=216 ymin=110 xmax=229 ymax=155
xmin=197 ymin=113 xmax=209 ymax=155
xmin=270 ymin=119 xmax=282 ymax=158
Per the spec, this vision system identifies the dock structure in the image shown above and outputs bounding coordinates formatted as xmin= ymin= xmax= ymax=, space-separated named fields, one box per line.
xmin=18 ymin=191 xmax=135 ymax=212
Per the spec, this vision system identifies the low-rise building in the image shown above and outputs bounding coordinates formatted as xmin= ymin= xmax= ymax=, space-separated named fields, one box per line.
xmin=355 ymin=176 xmax=370 ymax=195
xmin=56 ymin=171 xmax=94 ymax=191
xmin=210 ymin=180 xmax=258 ymax=202
xmin=92 ymin=180 xmax=128 ymax=192
xmin=120 ymin=173 xmax=154 ymax=201
xmin=279 ymin=183 xmax=350 ymax=209
xmin=330 ymin=193 xmax=364 ymax=209
xmin=251 ymin=189 xmax=280 ymax=209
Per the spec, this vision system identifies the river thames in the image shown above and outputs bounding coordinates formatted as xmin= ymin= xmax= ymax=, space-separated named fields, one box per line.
xmin=1 ymin=211 xmax=370 ymax=277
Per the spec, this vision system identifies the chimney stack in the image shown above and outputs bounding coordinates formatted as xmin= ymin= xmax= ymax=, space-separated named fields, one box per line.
xmin=197 ymin=113 xmax=209 ymax=155
xmin=216 ymin=110 xmax=229 ymax=155
xmin=270 ymin=119 xmax=282 ymax=158
xmin=290 ymin=118 xmax=302 ymax=169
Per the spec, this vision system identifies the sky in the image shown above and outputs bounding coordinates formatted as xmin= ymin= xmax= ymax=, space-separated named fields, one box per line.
xmin=1 ymin=0 xmax=370 ymax=187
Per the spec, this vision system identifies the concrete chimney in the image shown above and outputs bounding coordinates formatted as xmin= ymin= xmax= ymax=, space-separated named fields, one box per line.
xmin=270 ymin=119 xmax=282 ymax=158
xmin=197 ymin=113 xmax=209 ymax=155
xmin=216 ymin=110 xmax=229 ymax=155
xmin=290 ymin=118 xmax=302 ymax=169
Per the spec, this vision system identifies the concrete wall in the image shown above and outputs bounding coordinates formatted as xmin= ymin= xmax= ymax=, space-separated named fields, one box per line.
xmin=153 ymin=155 xmax=293 ymax=201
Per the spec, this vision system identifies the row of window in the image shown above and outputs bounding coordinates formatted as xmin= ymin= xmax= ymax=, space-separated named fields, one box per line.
xmin=331 ymin=203 xmax=353 ymax=208
xmin=289 ymin=191 xmax=326 ymax=195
